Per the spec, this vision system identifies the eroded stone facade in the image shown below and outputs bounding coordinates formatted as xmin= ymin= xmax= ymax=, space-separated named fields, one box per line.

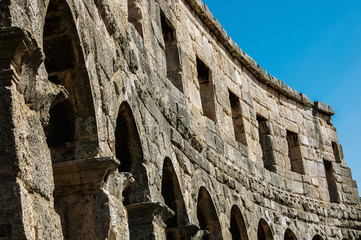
xmin=0 ymin=0 xmax=360 ymax=239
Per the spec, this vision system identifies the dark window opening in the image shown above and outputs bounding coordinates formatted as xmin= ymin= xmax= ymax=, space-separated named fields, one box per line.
xmin=323 ymin=160 xmax=340 ymax=203
xmin=257 ymin=115 xmax=275 ymax=171
xmin=160 ymin=12 xmax=183 ymax=92
xmin=257 ymin=219 xmax=273 ymax=240
xmin=128 ymin=0 xmax=143 ymax=38
xmin=197 ymin=58 xmax=216 ymax=121
xmin=286 ymin=130 xmax=304 ymax=174
xmin=230 ymin=206 xmax=248 ymax=240
xmin=229 ymin=90 xmax=247 ymax=145
xmin=332 ymin=141 xmax=341 ymax=163
xmin=197 ymin=187 xmax=223 ymax=240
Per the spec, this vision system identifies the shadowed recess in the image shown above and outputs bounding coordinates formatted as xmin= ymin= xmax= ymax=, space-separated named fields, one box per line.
xmin=197 ymin=58 xmax=216 ymax=122
xmin=229 ymin=90 xmax=247 ymax=146
xmin=161 ymin=11 xmax=183 ymax=92
xmin=323 ymin=159 xmax=340 ymax=203
xmin=286 ymin=130 xmax=304 ymax=174
xmin=256 ymin=115 xmax=275 ymax=171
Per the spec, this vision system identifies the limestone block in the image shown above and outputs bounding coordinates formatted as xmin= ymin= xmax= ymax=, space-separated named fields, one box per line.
xmin=299 ymin=135 xmax=309 ymax=146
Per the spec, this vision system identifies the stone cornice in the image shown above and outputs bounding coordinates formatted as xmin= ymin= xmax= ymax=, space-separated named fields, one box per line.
xmin=184 ymin=0 xmax=335 ymax=116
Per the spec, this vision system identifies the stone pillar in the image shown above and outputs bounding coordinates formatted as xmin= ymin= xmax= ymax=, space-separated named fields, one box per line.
xmin=0 ymin=27 xmax=63 ymax=239
xmin=53 ymin=157 xmax=131 ymax=240
xmin=126 ymin=202 xmax=174 ymax=240
xmin=0 ymin=39 xmax=25 ymax=239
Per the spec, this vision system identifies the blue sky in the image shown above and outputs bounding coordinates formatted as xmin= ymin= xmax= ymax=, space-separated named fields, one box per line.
xmin=202 ymin=0 xmax=361 ymax=195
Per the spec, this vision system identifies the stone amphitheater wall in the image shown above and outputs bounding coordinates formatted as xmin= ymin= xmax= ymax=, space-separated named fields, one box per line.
xmin=0 ymin=0 xmax=360 ymax=239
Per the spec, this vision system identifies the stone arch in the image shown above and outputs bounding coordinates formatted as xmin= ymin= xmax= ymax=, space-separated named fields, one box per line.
xmin=284 ymin=228 xmax=297 ymax=240
xmin=257 ymin=218 xmax=273 ymax=240
xmin=42 ymin=0 xmax=102 ymax=238
xmin=162 ymin=157 xmax=194 ymax=239
xmin=312 ymin=235 xmax=324 ymax=240
xmin=162 ymin=157 xmax=189 ymax=226
xmin=230 ymin=205 xmax=249 ymax=240
xmin=197 ymin=187 xmax=223 ymax=240
xmin=43 ymin=0 xmax=98 ymax=163
xmin=115 ymin=101 xmax=150 ymax=204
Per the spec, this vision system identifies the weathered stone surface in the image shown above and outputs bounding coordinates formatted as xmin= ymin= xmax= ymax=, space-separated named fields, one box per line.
xmin=0 ymin=0 xmax=360 ymax=239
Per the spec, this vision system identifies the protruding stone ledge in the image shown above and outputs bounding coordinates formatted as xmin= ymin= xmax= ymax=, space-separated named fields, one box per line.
xmin=53 ymin=156 xmax=119 ymax=195
xmin=184 ymin=0 xmax=335 ymax=115
xmin=313 ymin=101 xmax=335 ymax=116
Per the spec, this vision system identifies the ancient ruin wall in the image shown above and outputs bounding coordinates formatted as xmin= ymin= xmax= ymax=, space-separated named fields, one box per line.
xmin=0 ymin=0 xmax=360 ymax=239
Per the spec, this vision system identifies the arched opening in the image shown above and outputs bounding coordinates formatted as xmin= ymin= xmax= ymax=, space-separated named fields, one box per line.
xmin=43 ymin=0 xmax=97 ymax=163
xmin=312 ymin=235 xmax=324 ymax=240
xmin=115 ymin=102 xmax=149 ymax=204
xmin=162 ymin=158 xmax=190 ymax=238
xmin=230 ymin=205 xmax=248 ymax=240
xmin=162 ymin=158 xmax=189 ymax=227
xmin=284 ymin=228 xmax=297 ymax=240
xmin=197 ymin=187 xmax=223 ymax=240
xmin=43 ymin=0 xmax=99 ymax=238
xmin=257 ymin=219 xmax=273 ymax=240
